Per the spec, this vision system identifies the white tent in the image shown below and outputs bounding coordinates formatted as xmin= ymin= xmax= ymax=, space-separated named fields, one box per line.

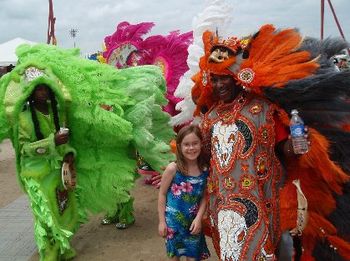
xmin=0 ymin=38 xmax=37 ymax=66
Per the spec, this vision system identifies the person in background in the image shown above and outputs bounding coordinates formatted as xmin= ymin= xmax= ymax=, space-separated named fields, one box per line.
xmin=18 ymin=83 xmax=77 ymax=260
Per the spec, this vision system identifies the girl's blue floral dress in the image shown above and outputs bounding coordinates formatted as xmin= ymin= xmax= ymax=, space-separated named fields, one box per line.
xmin=165 ymin=169 xmax=210 ymax=260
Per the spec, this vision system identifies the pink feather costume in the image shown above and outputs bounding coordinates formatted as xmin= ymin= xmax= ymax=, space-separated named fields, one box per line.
xmin=103 ymin=21 xmax=193 ymax=116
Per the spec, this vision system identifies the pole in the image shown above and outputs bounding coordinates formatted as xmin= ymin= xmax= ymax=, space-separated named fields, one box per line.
xmin=47 ymin=0 xmax=56 ymax=45
xmin=320 ymin=0 xmax=325 ymax=40
xmin=326 ymin=0 xmax=346 ymax=40
xmin=69 ymin=29 xmax=78 ymax=48
xmin=326 ymin=0 xmax=349 ymax=53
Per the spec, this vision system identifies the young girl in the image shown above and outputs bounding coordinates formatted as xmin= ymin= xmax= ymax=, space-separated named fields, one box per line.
xmin=158 ymin=125 xmax=210 ymax=261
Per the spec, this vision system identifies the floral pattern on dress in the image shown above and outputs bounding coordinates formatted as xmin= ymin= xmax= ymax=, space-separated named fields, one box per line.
xmin=165 ymin=170 xmax=210 ymax=260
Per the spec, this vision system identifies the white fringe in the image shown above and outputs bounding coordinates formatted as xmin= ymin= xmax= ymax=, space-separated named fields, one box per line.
xmin=171 ymin=0 xmax=233 ymax=126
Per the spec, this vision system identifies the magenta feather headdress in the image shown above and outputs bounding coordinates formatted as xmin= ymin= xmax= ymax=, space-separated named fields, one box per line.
xmin=103 ymin=21 xmax=154 ymax=68
xmin=142 ymin=31 xmax=193 ymax=115
xmin=103 ymin=21 xmax=192 ymax=116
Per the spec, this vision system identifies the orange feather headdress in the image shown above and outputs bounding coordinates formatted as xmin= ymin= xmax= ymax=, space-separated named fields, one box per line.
xmin=191 ymin=30 xmax=242 ymax=115
xmin=191 ymin=24 xmax=320 ymax=116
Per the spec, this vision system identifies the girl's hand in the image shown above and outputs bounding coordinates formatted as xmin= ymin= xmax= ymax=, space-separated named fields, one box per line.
xmin=158 ymin=221 xmax=167 ymax=238
xmin=189 ymin=217 xmax=202 ymax=235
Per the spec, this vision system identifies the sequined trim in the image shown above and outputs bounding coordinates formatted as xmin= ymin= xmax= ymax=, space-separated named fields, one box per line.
xmin=258 ymin=125 xmax=274 ymax=146
xmin=249 ymin=102 xmax=263 ymax=115
xmin=223 ymin=176 xmax=236 ymax=190
xmin=202 ymin=71 xmax=208 ymax=86
xmin=239 ymin=174 xmax=256 ymax=192
xmin=255 ymin=151 xmax=270 ymax=180
xmin=213 ymin=196 xmax=262 ymax=260
xmin=24 ymin=67 xmax=45 ymax=82
xmin=238 ymin=68 xmax=255 ymax=84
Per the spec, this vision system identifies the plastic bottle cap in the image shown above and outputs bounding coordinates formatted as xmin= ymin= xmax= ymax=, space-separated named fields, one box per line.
xmin=291 ymin=109 xmax=298 ymax=115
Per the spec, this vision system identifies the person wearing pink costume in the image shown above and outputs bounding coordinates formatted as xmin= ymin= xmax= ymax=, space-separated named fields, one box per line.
xmin=101 ymin=21 xmax=192 ymax=227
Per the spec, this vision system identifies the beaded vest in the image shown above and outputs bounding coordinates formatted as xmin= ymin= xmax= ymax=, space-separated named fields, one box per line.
xmin=201 ymin=92 xmax=283 ymax=261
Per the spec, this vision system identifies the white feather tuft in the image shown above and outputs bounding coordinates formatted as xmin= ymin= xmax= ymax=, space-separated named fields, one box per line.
xmin=171 ymin=0 xmax=233 ymax=126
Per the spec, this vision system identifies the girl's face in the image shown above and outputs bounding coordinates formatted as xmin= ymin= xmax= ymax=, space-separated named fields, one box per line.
xmin=180 ymin=132 xmax=202 ymax=162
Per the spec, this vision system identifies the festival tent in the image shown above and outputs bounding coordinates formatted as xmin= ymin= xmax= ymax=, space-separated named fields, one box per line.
xmin=0 ymin=38 xmax=37 ymax=66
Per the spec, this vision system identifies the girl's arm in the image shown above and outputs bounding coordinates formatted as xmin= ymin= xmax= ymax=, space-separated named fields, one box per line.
xmin=158 ymin=162 xmax=177 ymax=237
xmin=197 ymin=189 xmax=207 ymax=219
xmin=190 ymin=190 xmax=207 ymax=235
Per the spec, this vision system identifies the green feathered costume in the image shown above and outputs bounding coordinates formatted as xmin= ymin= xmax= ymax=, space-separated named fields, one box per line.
xmin=0 ymin=44 xmax=175 ymax=260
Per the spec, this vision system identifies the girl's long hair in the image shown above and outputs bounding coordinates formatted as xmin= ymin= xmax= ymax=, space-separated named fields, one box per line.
xmin=176 ymin=125 xmax=207 ymax=175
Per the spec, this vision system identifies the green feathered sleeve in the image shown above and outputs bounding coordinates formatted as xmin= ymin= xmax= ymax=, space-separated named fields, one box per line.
xmin=123 ymin=66 xmax=176 ymax=172
xmin=18 ymin=111 xmax=76 ymax=179
xmin=0 ymin=74 xmax=11 ymax=143
xmin=20 ymin=132 xmax=75 ymax=159
xmin=20 ymin=132 xmax=56 ymax=158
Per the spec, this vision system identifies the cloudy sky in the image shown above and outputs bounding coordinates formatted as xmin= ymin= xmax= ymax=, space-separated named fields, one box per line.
xmin=1 ymin=0 xmax=349 ymax=54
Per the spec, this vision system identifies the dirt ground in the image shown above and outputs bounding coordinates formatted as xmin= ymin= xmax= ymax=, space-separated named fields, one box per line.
xmin=0 ymin=139 xmax=22 ymax=208
xmin=0 ymin=140 xmax=217 ymax=261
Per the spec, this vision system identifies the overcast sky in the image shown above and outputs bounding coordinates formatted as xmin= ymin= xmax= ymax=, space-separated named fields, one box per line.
xmin=1 ymin=0 xmax=349 ymax=54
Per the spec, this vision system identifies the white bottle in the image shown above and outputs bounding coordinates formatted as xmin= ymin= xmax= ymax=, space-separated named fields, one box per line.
xmin=290 ymin=109 xmax=309 ymax=154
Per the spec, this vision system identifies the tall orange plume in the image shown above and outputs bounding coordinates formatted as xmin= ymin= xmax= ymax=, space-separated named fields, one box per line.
xmin=275 ymin=107 xmax=290 ymax=126
xmin=202 ymin=30 xmax=215 ymax=55
xmin=280 ymin=172 xmax=337 ymax=233
xmin=247 ymin=24 xmax=275 ymax=60
xmin=299 ymin=128 xmax=349 ymax=194
xmin=191 ymin=71 xmax=215 ymax=116
xmin=303 ymin=212 xmax=337 ymax=238
xmin=298 ymin=173 xmax=335 ymax=215
xmin=279 ymin=183 xmax=297 ymax=231
xmin=237 ymin=24 xmax=319 ymax=94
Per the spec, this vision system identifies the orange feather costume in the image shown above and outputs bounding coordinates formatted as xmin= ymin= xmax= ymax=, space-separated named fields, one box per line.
xmin=194 ymin=24 xmax=350 ymax=260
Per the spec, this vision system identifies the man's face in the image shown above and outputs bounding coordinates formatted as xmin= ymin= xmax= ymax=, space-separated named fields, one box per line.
xmin=211 ymin=74 xmax=238 ymax=103
xmin=33 ymin=85 xmax=50 ymax=103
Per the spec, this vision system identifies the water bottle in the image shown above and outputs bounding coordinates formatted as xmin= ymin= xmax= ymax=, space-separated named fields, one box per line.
xmin=289 ymin=109 xmax=309 ymax=154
